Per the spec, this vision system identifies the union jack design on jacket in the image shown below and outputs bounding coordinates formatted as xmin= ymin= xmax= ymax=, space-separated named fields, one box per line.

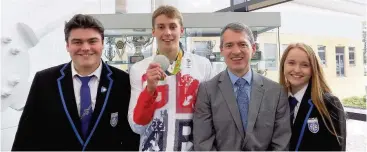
xmin=128 ymin=51 xmax=212 ymax=151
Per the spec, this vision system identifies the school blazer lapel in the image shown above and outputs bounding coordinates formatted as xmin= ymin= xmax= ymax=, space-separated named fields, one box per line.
xmin=57 ymin=61 xmax=114 ymax=150
xmin=291 ymin=83 xmax=315 ymax=151
xmin=57 ymin=62 xmax=84 ymax=146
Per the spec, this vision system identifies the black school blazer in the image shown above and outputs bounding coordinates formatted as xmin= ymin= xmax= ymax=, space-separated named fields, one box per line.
xmin=12 ymin=62 xmax=140 ymax=151
xmin=289 ymin=83 xmax=346 ymax=151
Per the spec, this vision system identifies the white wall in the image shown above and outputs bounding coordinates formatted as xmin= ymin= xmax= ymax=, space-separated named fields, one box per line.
xmin=0 ymin=0 xmax=115 ymax=150
xmin=126 ymin=0 xmax=152 ymax=13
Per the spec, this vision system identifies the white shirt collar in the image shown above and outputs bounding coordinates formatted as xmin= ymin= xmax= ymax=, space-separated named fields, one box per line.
xmin=288 ymin=83 xmax=308 ymax=103
xmin=71 ymin=60 xmax=102 ymax=80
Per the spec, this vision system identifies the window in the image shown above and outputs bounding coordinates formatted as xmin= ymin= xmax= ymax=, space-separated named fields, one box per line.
xmin=317 ymin=45 xmax=326 ymax=65
xmin=349 ymin=47 xmax=355 ymax=65
xmin=179 ymin=38 xmax=186 ymax=51
xmin=335 ymin=46 xmax=345 ymax=77
xmin=264 ymin=43 xmax=278 ymax=70
xmin=193 ymin=41 xmax=210 ymax=57
xmin=233 ymin=0 xmax=245 ymax=5
xmin=280 ymin=44 xmax=288 ymax=58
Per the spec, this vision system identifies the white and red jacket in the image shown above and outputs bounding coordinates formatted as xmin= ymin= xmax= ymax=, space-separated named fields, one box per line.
xmin=128 ymin=51 xmax=212 ymax=151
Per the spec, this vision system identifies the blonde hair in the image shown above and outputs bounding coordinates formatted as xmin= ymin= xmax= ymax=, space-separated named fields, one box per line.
xmin=279 ymin=43 xmax=341 ymax=143
xmin=152 ymin=5 xmax=183 ymax=28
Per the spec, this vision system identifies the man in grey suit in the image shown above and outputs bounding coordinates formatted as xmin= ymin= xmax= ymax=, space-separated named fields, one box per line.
xmin=193 ymin=22 xmax=291 ymax=151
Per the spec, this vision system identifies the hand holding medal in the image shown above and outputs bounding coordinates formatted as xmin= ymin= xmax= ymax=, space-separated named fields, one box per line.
xmin=146 ymin=55 xmax=169 ymax=94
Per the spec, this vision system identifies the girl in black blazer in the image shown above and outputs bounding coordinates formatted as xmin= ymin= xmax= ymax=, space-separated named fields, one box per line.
xmin=279 ymin=43 xmax=346 ymax=151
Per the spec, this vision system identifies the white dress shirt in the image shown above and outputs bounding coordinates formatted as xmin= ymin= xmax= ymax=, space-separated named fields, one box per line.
xmin=288 ymin=83 xmax=308 ymax=123
xmin=71 ymin=61 xmax=102 ymax=116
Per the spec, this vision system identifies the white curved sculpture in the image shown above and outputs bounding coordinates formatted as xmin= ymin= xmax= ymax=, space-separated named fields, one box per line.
xmin=1 ymin=20 xmax=57 ymax=112
xmin=2 ymin=37 xmax=12 ymax=44
xmin=1 ymin=1 xmax=108 ymax=151
xmin=1 ymin=0 xmax=91 ymax=112
xmin=1 ymin=40 xmax=30 ymax=112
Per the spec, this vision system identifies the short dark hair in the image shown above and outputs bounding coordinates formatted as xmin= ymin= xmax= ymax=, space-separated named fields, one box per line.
xmin=220 ymin=22 xmax=254 ymax=48
xmin=64 ymin=14 xmax=104 ymax=42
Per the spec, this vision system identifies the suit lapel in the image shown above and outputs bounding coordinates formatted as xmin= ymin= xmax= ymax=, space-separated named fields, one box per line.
xmin=82 ymin=62 xmax=114 ymax=151
xmin=218 ymin=70 xmax=245 ymax=139
xmin=57 ymin=62 xmax=84 ymax=146
xmin=244 ymin=72 xmax=265 ymax=145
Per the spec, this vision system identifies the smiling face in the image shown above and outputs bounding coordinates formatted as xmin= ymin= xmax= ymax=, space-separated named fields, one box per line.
xmin=66 ymin=28 xmax=103 ymax=70
xmin=220 ymin=29 xmax=256 ymax=76
xmin=152 ymin=14 xmax=184 ymax=54
xmin=283 ymin=47 xmax=312 ymax=92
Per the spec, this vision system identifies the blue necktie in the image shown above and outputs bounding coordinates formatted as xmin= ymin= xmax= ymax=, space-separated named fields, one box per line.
xmin=235 ymin=78 xmax=249 ymax=131
xmin=77 ymin=75 xmax=94 ymax=139
xmin=288 ymin=96 xmax=298 ymax=123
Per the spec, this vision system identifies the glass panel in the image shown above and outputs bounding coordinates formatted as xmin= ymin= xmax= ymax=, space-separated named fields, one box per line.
xmin=96 ymin=13 xmax=280 ymax=76
xmin=184 ymin=28 xmax=222 ymax=76
xmin=336 ymin=54 xmax=345 ymax=77
xmin=103 ymin=28 xmax=154 ymax=72
xmin=264 ymin=43 xmax=278 ymax=70
xmin=336 ymin=55 xmax=340 ymax=76
xmin=318 ymin=45 xmax=326 ymax=65
xmin=179 ymin=37 xmax=186 ymax=50
xmin=184 ymin=27 xmax=279 ymax=78
xmin=340 ymin=54 xmax=345 ymax=76
xmin=256 ymin=28 xmax=280 ymax=81
xmin=350 ymin=59 xmax=355 ymax=65
xmin=336 ymin=46 xmax=345 ymax=54
xmin=233 ymin=0 xmax=245 ymax=5
xmin=335 ymin=46 xmax=345 ymax=76
xmin=349 ymin=47 xmax=355 ymax=65
xmin=318 ymin=52 xmax=326 ymax=64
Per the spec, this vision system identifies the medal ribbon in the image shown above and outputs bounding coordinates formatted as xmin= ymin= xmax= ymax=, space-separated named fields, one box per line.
xmin=157 ymin=49 xmax=183 ymax=76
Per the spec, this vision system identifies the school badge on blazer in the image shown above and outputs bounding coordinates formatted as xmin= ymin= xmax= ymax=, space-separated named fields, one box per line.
xmin=110 ymin=112 xmax=118 ymax=127
xmin=307 ymin=117 xmax=319 ymax=133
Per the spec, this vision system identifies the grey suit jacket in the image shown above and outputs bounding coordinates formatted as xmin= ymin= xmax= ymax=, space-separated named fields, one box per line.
xmin=193 ymin=70 xmax=291 ymax=151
